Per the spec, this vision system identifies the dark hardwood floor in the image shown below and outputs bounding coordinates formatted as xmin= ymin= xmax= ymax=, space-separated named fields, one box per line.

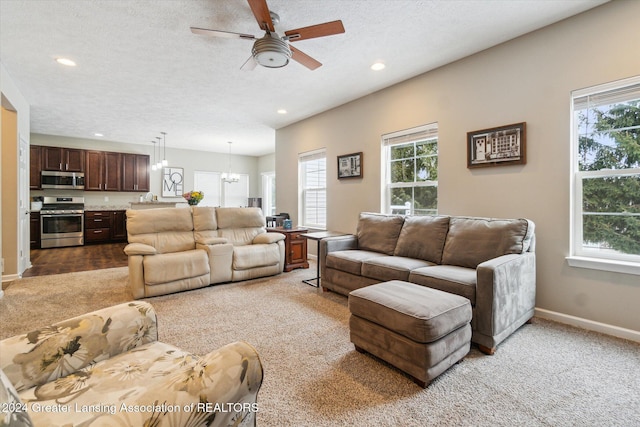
xmin=23 ymin=243 xmax=128 ymax=277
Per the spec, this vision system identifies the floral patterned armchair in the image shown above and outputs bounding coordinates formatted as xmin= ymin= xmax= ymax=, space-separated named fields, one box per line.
xmin=0 ymin=302 xmax=263 ymax=427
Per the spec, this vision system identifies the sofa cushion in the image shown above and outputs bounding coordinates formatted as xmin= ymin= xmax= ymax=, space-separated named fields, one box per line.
xmin=127 ymin=208 xmax=196 ymax=254
xmin=143 ymin=249 xmax=209 ymax=285
xmin=357 ymin=212 xmax=405 ymax=255
xmin=441 ymin=217 xmax=533 ymax=268
xmin=233 ymin=244 xmax=281 ymax=270
xmin=216 ymin=207 xmax=265 ymax=229
xmin=409 ymin=265 xmax=477 ymax=305
xmin=326 ymin=250 xmax=387 ymax=276
xmin=394 ymin=215 xmax=450 ymax=264
xmin=362 ymin=255 xmax=435 ymax=282
xmin=192 ymin=206 xmax=218 ymax=242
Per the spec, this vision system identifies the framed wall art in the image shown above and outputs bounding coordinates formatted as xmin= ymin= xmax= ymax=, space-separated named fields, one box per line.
xmin=467 ymin=122 xmax=526 ymax=168
xmin=337 ymin=152 xmax=363 ymax=179
xmin=162 ymin=167 xmax=184 ymax=197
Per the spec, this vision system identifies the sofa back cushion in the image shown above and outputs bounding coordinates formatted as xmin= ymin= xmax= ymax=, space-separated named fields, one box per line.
xmin=126 ymin=208 xmax=195 ymax=253
xmin=394 ymin=215 xmax=450 ymax=264
xmin=441 ymin=217 xmax=534 ymax=268
xmin=192 ymin=206 xmax=218 ymax=242
xmin=357 ymin=212 xmax=404 ymax=255
xmin=216 ymin=207 xmax=266 ymax=246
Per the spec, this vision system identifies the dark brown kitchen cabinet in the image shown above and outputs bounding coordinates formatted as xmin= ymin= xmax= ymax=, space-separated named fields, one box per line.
xmin=121 ymin=153 xmax=150 ymax=192
xmin=30 ymin=145 xmax=41 ymax=189
xmin=84 ymin=210 xmax=127 ymax=244
xmin=30 ymin=212 xmax=40 ymax=249
xmin=41 ymin=146 xmax=84 ymax=172
xmin=111 ymin=210 xmax=127 ymax=241
xmin=85 ymin=151 xmax=122 ymax=191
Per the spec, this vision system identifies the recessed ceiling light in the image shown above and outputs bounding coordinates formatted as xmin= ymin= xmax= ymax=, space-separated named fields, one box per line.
xmin=371 ymin=62 xmax=385 ymax=71
xmin=277 ymin=109 xmax=287 ymax=114
xmin=56 ymin=58 xmax=76 ymax=67
xmin=94 ymin=133 xmax=104 ymax=137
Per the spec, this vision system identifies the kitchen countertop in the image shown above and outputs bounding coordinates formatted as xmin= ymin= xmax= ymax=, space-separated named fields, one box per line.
xmin=84 ymin=205 xmax=130 ymax=211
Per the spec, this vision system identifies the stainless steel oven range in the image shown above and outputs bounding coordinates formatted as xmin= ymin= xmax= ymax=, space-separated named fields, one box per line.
xmin=40 ymin=196 xmax=85 ymax=248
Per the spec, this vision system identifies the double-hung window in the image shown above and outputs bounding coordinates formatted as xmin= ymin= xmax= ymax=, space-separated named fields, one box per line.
xmin=568 ymin=76 xmax=640 ymax=275
xmin=382 ymin=123 xmax=439 ymax=215
xmin=299 ymin=149 xmax=326 ymax=229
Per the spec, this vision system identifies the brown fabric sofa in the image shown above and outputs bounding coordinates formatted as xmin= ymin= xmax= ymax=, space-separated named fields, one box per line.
xmin=124 ymin=207 xmax=285 ymax=299
xmin=320 ymin=212 xmax=536 ymax=354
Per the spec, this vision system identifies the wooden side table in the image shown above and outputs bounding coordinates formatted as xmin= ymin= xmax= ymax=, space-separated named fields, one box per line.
xmin=267 ymin=227 xmax=310 ymax=272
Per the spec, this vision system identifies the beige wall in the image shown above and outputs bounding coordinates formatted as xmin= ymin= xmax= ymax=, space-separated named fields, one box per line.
xmin=276 ymin=1 xmax=640 ymax=332
xmin=1 ymin=107 xmax=18 ymax=275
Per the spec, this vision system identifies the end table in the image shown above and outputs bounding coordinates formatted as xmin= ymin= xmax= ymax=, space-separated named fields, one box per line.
xmin=300 ymin=231 xmax=348 ymax=287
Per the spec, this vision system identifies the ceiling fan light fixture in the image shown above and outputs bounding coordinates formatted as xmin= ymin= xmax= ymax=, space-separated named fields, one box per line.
xmin=252 ymin=32 xmax=291 ymax=68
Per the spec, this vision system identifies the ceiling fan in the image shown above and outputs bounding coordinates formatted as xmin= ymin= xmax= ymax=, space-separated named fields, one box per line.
xmin=190 ymin=0 xmax=345 ymax=70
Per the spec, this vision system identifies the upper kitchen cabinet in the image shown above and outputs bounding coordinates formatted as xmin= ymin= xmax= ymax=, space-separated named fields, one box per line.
xmin=30 ymin=145 xmax=41 ymax=189
xmin=85 ymin=150 xmax=122 ymax=191
xmin=41 ymin=146 xmax=84 ymax=172
xmin=121 ymin=153 xmax=149 ymax=192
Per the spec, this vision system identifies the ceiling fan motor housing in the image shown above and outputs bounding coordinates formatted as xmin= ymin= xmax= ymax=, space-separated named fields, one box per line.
xmin=252 ymin=32 xmax=291 ymax=68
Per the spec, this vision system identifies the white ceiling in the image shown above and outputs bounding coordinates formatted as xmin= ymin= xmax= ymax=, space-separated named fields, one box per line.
xmin=0 ymin=0 xmax=607 ymax=156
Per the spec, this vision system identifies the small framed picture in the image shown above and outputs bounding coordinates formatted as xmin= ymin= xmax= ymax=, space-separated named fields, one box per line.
xmin=467 ymin=122 xmax=526 ymax=168
xmin=162 ymin=167 xmax=184 ymax=197
xmin=337 ymin=152 xmax=363 ymax=179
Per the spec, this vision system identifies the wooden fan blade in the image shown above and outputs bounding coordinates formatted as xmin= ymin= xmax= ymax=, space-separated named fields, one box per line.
xmin=247 ymin=0 xmax=274 ymax=32
xmin=190 ymin=27 xmax=255 ymax=40
xmin=285 ymin=20 xmax=345 ymax=42
xmin=290 ymin=46 xmax=322 ymax=70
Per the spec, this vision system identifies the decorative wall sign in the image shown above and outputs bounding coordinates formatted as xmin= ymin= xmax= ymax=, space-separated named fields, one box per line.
xmin=467 ymin=122 xmax=526 ymax=168
xmin=337 ymin=152 xmax=363 ymax=179
xmin=162 ymin=167 xmax=184 ymax=197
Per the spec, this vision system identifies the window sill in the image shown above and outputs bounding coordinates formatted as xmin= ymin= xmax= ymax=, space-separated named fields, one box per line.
xmin=566 ymin=256 xmax=640 ymax=276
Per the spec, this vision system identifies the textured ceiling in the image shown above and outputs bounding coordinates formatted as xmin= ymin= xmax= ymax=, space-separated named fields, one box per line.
xmin=0 ymin=0 xmax=607 ymax=156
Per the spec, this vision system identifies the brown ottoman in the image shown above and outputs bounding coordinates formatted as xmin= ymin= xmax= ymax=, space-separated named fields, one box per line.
xmin=348 ymin=280 xmax=472 ymax=387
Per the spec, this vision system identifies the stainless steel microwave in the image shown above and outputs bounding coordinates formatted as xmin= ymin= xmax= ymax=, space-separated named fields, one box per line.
xmin=41 ymin=171 xmax=85 ymax=190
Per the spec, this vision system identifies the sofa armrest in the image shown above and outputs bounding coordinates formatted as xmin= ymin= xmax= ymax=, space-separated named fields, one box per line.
xmin=321 ymin=234 xmax=358 ymax=253
xmin=124 ymin=242 xmax=157 ymax=256
xmin=190 ymin=341 xmax=263 ymax=426
xmin=253 ymin=232 xmax=285 ymax=245
xmin=0 ymin=302 xmax=158 ymax=392
xmin=475 ymin=252 xmax=536 ymax=348
xmin=195 ymin=237 xmax=229 ymax=245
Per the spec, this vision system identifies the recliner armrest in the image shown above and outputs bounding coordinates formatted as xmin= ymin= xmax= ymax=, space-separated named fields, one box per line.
xmin=253 ymin=232 xmax=285 ymax=244
xmin=196 ymin=237 xmax=229 ymax=245
xmin=124 ymin=243 xmax=157 ymax=256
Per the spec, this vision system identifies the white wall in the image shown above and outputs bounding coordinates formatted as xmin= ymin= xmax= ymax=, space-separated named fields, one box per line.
xmin=30 ymin=134 xmax=274 ymax=207
xmin=275 ymin=1 xmax=640 ymax=332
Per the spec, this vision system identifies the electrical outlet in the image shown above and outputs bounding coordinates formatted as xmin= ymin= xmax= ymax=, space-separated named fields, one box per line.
xmin=104 ymin=196 xmax=109 ymax=202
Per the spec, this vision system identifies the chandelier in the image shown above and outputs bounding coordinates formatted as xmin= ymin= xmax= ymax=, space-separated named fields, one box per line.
xmin=221 ymin=141 xmax=240 ymax=183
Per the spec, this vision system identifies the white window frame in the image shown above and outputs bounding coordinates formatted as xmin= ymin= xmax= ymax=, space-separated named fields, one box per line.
xmin=261 ymin=171 xmax=276 ymax=216
xmin=567 ymin=75 xmax=640 ymax=275
xmin=381 ymin=123 xmax=439 ymax=215
xmin=298 ymin=149 xmax=326 ymax=229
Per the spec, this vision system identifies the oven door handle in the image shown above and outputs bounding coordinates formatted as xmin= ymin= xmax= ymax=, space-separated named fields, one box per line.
xmin=41 ymin=214 xmax=84 ymax=218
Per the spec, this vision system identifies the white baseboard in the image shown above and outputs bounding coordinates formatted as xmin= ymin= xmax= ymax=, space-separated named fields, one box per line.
xmin=535 ymin=308 xmax=640 ymax=343
xmin=1 ymin=273 xmax=20 ymax=283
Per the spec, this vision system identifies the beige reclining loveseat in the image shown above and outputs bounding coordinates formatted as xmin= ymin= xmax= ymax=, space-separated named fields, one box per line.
xmin=124 ymin=206 xmax=285 ymax=298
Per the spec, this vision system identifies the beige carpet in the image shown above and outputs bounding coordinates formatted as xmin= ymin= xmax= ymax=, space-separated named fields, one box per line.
xmin=1 ymin=266 xmax=639 ymax=426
